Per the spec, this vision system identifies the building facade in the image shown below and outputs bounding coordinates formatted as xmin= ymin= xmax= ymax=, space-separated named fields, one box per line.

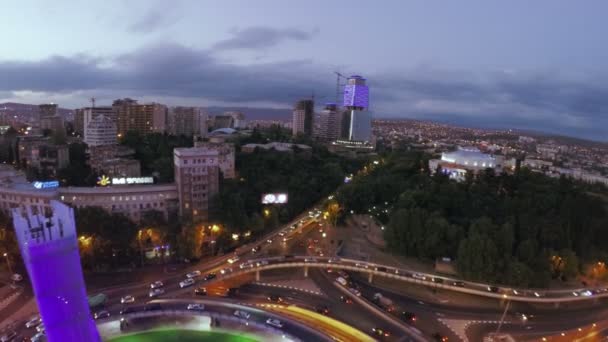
xmin=193 ymin=141 xmax=235 ymax=179
xmin=169 ymin=107 xmax=208 ymax=137
xmin=174 ymin=147 xmax=220 ymax=222
xmin=316 ymin=103 xmax=340 ymax=141
xmin=292 ymin=99 xmax=314 ymax=136
xmin=341 ymin=75 xmax=372 ymax=143
xmin=113 ymin=98 xmax=167 ymax=136
xmin=40 ymin=115 xmax=64 ymax=133
xmin=428 ymin=147 xmax=503 ymax=181
xmin=84 ymin=115 xmax=117 ymax=147
xmin=18 ymin=136 xmax=69 ymax=176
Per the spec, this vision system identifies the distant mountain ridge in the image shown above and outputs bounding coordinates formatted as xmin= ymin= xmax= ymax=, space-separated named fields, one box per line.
xmin=0 ymin=102 xmax=73 ymax=116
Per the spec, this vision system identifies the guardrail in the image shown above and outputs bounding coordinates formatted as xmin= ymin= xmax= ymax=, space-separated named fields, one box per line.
xmin=206 ymin=256 xmax=608 ymax=304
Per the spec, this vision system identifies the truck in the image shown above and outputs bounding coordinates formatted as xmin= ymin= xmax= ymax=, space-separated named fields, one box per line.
xmin=372 ymin=293 xmax=395 ymax=312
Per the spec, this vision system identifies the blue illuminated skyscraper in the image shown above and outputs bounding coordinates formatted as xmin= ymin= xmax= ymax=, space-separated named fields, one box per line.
xmin=341 ymin=75 xmax=372 ymax=142
xmin=12 ymin=201 xmax=101 ymax=342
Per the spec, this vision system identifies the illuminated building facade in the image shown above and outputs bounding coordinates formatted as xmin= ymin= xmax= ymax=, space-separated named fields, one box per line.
xmin=341 ymin=75 xmax=372 ymax=143
xmin=12 ymin=201 xmax=101 ymax=342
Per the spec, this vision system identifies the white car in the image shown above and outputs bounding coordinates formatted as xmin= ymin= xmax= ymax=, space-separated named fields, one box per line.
xmin=278 ymin=231 xmax=286 ymax=237
xmin=266 ymin=239 xmax=273 ymax=244
xmin=234 ymin=310 xmax=251 ymax=319
xmin=186 ymin=270 xmax=201 ymax=278
xmin=412 ymin=273 xmax=426 ymax=280
xmin=304 ymin=257 xmax=317 ymax=263
xmin=150 ymin=281 xmax=164 ymax=289
xmin=227 ymin=256 xmax=240 ymax=264
xmin=348 ymin=288 xmax=361 ymax=296
xmin=180 ymin=278 xmax=196 ymax=288
xmin=121 ymin=295 xmax=135 ymax=304
xmin=220 ymin=268 xmax=233 ymax=275
xmin=25 ymin=317 xmax=41 ymax=328
xmin=187 ymin=303 xmax=205 ymax=311
xmin=149 ymin=288 xmax=165 ymax=297
xmin=266 ymin=318 xmax=284 ymax=328
xmin=328 ymin=257 xmax=341 ymax=263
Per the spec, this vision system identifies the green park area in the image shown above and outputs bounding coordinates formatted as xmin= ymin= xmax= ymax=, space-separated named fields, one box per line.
xmin=107 ymin=329 xmax=260 ymax=342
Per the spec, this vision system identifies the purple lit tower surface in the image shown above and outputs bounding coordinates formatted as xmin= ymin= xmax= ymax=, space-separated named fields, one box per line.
xmin=342 ymin=75 xmax=369 ymax=109
xmin=12 ymin=201 xmax=101 ymax=342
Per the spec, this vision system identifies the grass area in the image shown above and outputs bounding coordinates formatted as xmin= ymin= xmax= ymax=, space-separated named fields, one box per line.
xmin=107 ymin=329 xmax=260 ymax=342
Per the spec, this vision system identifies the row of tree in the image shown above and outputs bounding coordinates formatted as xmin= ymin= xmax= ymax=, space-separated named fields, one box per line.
xmin=337 ymin=150 xmax=608 ymax=287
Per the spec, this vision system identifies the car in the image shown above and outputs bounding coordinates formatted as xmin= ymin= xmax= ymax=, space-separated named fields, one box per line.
xmin=487 ymin=286 xmax=499 ymax=293
xmin=227 ymin=287 xmax=239 ymax=296
xmin=240 ymin=262 xmax=254 ymax=269
xmin=186 ymin=270 xmax=201 ymax=278
xmin=340 ymin=295 xmax=353 ymax=304
xmin=372 ymin=327 xmax=391 ymax=337
xmin=119 ymin=306 xmax=138 ymax=315
xmin=336 ymin=277 xmax=348 ymax=286
xmin=431 ymin=277 xmax=444 ymax=284
xmin=220 ymin=268 xmax=233 ymax=275
xmin=94 ymin=310 xmax=110 ymax=320
xmin=180 ymin=278 xmax=195 ymax=288
xmin=187 ymin=303 xmax=205 ymax=311
xmin=25 ymin=317 xmax=41 ymax=329
xmin=149 ymin=288 xmax=165 ymax=297
xmin=412 ymin=273 xmax=426 ymax=280
xmin=278 ymin=231 xmax=286 ymax=237
xmin=227 ymin=256 xmax=240 ymax=264
xmin=255 ymin=260 xmax=269 ymax=267
xmin=348 ymin=287 xmax=361 ymax=296
xmin=195 ymin=287 xmax=207 ymax=296
xmin=121 ymin=295 xmax=135 ymax=304
xmin=315 ymin=305 xmax=330 ymax=315
xmin=266 ymin=239 xmax=273 ymax=244
xmin=304 ymin=257 xmax=317 ymax=263
xmin=267 ymin=294 xmax=284 ymax=303
xmin=328 ymin=257 xmax=341 ymax=263
xmin=432 ymin=333 xmax=449 ymax=341
xmin=266 ymin=318 xmax=284 ymax=328
xmin=10 ymin=274 xmax=22 ymax=282
xmin=251 ymin=246 xmax=261 ymax=253
xmin=233 ymin=310 xmax=250 ymax=319
xmin=150 ymin=281 xmax=164 ymax=289
xmin=203 ymin=273 xmax=217 ymax=281
xmin=452 ymin=281 xmax=465 ymax=287
xmin=337 ymin=271 xmax=349 ymax=279
xmin=35 ymin=324 xmax=45 ymax=333
xmin=30 ymin=332 xmax=45 ymax=342
xmin=580 ymin=290 xmax=593 ymax=297
xmin=0 ymin=331 xmax=16 ymax=342
xmin=401 ymin=311 xmax=417 ymax=322
xmin=533 ymin=292 xmax=542 ymax=297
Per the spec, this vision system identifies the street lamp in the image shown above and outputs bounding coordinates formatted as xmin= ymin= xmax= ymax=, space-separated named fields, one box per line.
xmin=3 ymin=253 xmax=12 ymax=277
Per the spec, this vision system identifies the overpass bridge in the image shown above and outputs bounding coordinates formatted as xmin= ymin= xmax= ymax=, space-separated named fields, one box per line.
xmin=204 ymin=255 xmax=608 ymax=304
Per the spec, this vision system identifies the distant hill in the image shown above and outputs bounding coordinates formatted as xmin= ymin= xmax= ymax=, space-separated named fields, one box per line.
xmin=0 ymin=102 xmax=73 ymax=118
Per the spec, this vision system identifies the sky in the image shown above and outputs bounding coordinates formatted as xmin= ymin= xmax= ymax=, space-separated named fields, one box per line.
xmin=1 ymin=0 xmax=607 ymax=140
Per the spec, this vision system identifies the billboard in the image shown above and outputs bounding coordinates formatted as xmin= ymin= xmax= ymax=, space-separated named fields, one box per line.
xmin=262 ymin=193 xmax=288 ymax=204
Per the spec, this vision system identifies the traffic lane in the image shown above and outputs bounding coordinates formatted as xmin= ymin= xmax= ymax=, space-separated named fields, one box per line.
xmin=308 ymin=268 xmax=398 ymax=339
xmin=234 ymin=283 xmax=329 ymax=309
xmin=348 ymin=272 xmax=608 ymax=325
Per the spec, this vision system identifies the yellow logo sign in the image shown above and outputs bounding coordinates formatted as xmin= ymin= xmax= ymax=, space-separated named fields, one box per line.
xmin=97 ymin=175 xmax=111 ymax=187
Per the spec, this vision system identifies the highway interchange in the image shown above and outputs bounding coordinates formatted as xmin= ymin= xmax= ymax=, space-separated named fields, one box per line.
xmin=2 ymin=208 xmax=608 ymax=341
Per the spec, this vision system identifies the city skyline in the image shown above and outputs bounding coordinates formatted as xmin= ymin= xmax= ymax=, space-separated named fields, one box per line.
xmin=1 ymin=1 xmax=608 ymax=141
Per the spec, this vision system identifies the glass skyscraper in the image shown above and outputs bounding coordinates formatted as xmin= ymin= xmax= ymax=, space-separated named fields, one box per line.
xmin=342 ymin=75 xmax=372 ymax=143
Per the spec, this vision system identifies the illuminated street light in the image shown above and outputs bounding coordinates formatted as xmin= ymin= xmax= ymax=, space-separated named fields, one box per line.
xmin=263 ymin=209 xmax=271 ymax=218
xmin=211 ymin=224 xmax=221 ymax=233
xmin=232 ymin=234 xmax=240 ymax=241
xmin=322 ymin=233 xmax=327 ymax=238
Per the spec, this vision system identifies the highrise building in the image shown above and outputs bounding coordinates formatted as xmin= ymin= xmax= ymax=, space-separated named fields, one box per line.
xmin=213 ymin=111 xmax=246 ymax=130
xmin=194 ymin=141 xmax=235 ymax=179
xmin=168 ymin=107 xmax=208 ymax=137
xmin=292 ymin=99 xmax=314 ymax=136
xmin=40 ymin=115 xmax=65 ymax=133
xmin=173 ymin=147 xmax=220 ymax=222
xmin=341 ymin=75 xmax=371 ymax=142
xmin=316 ymin=103 xmax=340 ymax=141
xmin=85 ymin=114 xmax=117 ymax=147
xmin=113 ymin=99 xmax=167 ymax=137
xmin=38 ymin=104 xmax=58 ymax=118
xmin=12 ymin=201 xmax=101 ymax=342
xmin=77 ymin=106 xmax=116 ymax=136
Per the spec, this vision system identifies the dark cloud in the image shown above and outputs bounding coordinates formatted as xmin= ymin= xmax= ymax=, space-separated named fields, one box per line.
xmin=0 ymin=44 xmax=607 ymax=141
xmin=213 ymin=26 xmax=318 ymax=50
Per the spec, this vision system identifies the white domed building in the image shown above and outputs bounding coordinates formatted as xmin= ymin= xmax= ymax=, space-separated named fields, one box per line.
xmin=429 ymin=146 xmax=504 ymax=181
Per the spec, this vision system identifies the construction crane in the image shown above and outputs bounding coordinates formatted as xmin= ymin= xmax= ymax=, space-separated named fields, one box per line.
xmin=334 ymin=71 xmax=347 ymax=108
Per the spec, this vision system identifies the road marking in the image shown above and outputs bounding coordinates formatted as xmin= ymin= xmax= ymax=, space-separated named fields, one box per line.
xmin=417 ymin=301 xmax=425 ymax=305
xmin=252 ymin=282 xmax=324 ymax=296
xmin=439 ymin=318 xmax=515 ymax=342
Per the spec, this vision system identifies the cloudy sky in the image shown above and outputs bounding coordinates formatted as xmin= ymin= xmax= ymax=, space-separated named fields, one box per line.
xmin=1 ymin=0 xmax=607 ymax=140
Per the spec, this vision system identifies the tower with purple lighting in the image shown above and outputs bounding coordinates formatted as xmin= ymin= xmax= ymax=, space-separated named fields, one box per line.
xmin=12 ymin=201 xmax=101 ymax=342
xmin=341 ymin=75 xmax=372 ymax=142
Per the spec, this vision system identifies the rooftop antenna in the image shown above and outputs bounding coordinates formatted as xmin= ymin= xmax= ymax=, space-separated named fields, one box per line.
xmin=90 ymin=97 xmax=96 ymax=108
